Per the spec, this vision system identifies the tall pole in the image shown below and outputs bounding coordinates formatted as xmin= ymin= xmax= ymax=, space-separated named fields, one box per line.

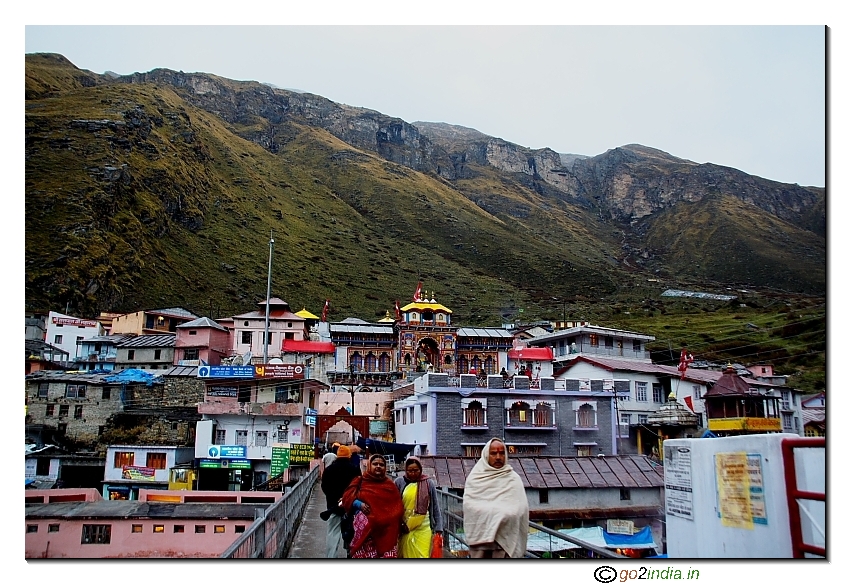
xmin=263 ymin=231 xmax=274 ymax=364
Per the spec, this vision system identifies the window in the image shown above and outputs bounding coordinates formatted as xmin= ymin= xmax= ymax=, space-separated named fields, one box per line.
xmin=620 ymin=488 xmax=631 ymax=500
xmin=153 ymin=525 xmax=165 ymax=533
xmin=215 ymin=430 xmax=226 ymax=445
xmin=463 ymin=401 xmax=486 ymax=426
xmin=132 ymin=524 xmax=143 ymax=533
xmin=184 ymin=348 xmax=199 ymax=361
xmin=102 ymin=387 xmax=111 ymax=400
xmin=534 ymin=403 xmax=553 ymax=427
xmin=394 ymin=410 xmax=401 ymax=423
xmin=508 ymin=402 xmax=531 ymax=425
xmin=27 ymin=524 xmax=38 ymax=533
xmin=146 ymin=452 xmax=167 ymax=470
xmin=54 ymin=334 xmax=63 ymax=344
xmin=402 ymin=409 xmax=407 ymax=425
xmin=420 ymin=404 xmax=428 ymax=423
xmin=576 ymin=404 xmax=597 ymax=428
xmin=235 ymin=525 xmax=246 ymax=533
xmin=45 ymin=404 xmax=54 ymax=417
xmin=65 ymin=384 xmax=86 ymax=398
xmin=782 ymin=413 xmax=793 ymax=431
xmin=605 ymin=337 xmax=614 ymax=349
xmin=576 ymin=445 xmax=593 ymax=457
xmin=463 ymin=445 xmax=483 ymax=458
xmin=174 ymin=525 xmax=185 ymax=533
xmin=48 ymin=524 xmax=59 ymax=533
xmin=539 ymin=489 xmax=549 ymax=504
xmin=255 ymin=431 xmax=268 ymax=447
xmin=58 ymin=405 xmax=69 ymax=417
xmin=38 ymin=383 xmax=49 ymax=398
xmin=589 ymin=334 xmax=598 ymax=347
xmin=653 ymin=383 xmax=664 ymax=403
xmin=128 ymin=350 xmax=135 ymax=361
xmin=236 ymin=430 xmax=248 ymax=446
xmin=241 ymin=331 xmax=252 ymax=344
xmin=632 ymin=340 xmax=641 ymax=353
xmin=81 ymin=524 xmax=111 ymax=544
xmin=113 ymin=451 xmax=135 ymax=468
xmin=154 ymin=349 xmax=162 ymax=360
xmin=74 ymin=405 xmax=83 ymax=419
xmin=195 ymin=525 xmax=206 ymax=533
xmin=635 ymin=382 xmax=648 ymax=402
xmin=36 ymin=458 xmax=50 ymax=475
xmin=618 ymin=414 xmax=631 ymax=437
xmin=214 ymin=525 xmax=226 ymax=534
xmin=638 ymin=414 xmax=649 ymax=425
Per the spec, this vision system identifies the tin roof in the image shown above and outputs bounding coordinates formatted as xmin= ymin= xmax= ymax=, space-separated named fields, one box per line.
xmin=456 ymin=327 xmax=513 ymax=338
xmin=419 ymin=455 xmax=664 ymax=490
xmin=118 ymin=334 xmax=176 ymax=348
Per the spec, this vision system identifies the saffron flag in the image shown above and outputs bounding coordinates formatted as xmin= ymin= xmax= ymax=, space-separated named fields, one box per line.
xmin=394 ymin=300 xmax=402 ymax=322
xmin=413 ymin=281 xmax=422 ymax=302
xmin=321 ymin=299 xmax=330 ymax=323
xmin=678 ymin=349 xmax=694 ymax=379
xmin=683 ymin=396 xmax=695 ymax=412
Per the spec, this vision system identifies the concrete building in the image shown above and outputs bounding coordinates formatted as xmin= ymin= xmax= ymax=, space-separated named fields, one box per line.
xmin=44 ymin=311 xmax=106 ymax=363
xmin=114 ymin=334 xmax=176 ymax=371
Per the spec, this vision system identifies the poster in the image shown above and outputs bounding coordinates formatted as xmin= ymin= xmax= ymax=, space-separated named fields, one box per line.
xmin=715 ymin=452 xmax=754 ymax=529
xmin=663 ymin=444 xmax=693 ymax=520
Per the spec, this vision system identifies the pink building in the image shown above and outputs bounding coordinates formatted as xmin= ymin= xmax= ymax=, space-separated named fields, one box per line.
xmin=175 ymin=317 xmax=232 ymax=366
xmin=25 ymin=488 xmax=283 ymax=558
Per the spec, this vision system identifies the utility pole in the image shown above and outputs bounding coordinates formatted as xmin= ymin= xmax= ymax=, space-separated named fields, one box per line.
xmin=263 ymin=231 xmax=274 ymax=364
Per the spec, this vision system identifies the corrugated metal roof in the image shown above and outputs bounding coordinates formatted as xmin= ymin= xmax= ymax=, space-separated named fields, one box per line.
xmin=330 ymin=324 xmax=395 ymax=335
xmin=146 ymin=307 xmax=199 ymax=320
xmin=118 ymin=335 xmax=176 ymax=348
xmin=159 ymin=365 xmax=200 ymax=377
xmin=456 ymin=327 xmax=513 ymax=338
xmin=528 ymin=326 xmax=655 ymax=344
xmin=25 ymin=501 xmax=266 ymax=520
xmin=176 ymin=317 xmax=228 ymax=332
xmin=419 ymin=455 xmax=664 ymax=489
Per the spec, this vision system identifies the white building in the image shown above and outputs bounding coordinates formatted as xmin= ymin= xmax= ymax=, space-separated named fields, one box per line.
xmin=45 ymin=311 xmax=105 ymax=363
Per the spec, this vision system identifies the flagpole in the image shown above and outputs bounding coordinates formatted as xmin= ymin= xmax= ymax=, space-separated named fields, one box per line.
xmin=263 ymin=231 xmax=274 ymax=364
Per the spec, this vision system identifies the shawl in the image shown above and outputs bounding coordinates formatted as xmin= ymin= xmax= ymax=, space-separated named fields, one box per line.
xmin=342 ymin=471 xmax=404 ymax=555
xmin=462 ymin=438 xmax=529 ymax=558
xmin=400 ymin=458 xmax=431 ymax=515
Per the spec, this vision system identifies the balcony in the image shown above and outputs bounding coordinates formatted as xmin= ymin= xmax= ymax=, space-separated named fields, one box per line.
xmin=708 ymin=417 xmax=782 ymax=432
xmin=198 ymin=401 xmax=303 ymax=416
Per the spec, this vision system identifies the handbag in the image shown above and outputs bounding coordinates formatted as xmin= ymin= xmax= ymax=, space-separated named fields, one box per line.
xmin=430 ymin=532 xmax=444 ymax=558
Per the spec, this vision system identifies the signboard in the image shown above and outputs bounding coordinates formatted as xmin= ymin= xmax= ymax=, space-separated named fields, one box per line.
xmin=199 ymin=458 xmax=252 ymax=469
xmin=122 ymin=466 xmax=156 ymax=481
xmin=198 ymin=365 xmax=255 ymax=378
xmin=607 ymin=519 xmax=634 ymax=535
xmin=305 ymin=408 xmax=318 ymax=416
xmin=255 ymin=363 xmax=305 ymax=379
xmin=664 ymin=444 xmax=694 ymax=520
xmin=271 ymin=446 xmax=290 ymax=475
xmin=289 ymin=443 xmax=314 ymax=464
xmin=206 ymin=445 xmax=247 ymax=459
xmin=52 ymin=316 xmax=97 ymax=327
xmin=370 ymin=420 xmax=389 ymax=434
xmin=305 ymin=415 xmax=316 ymax=427
xmin=207 ymin=386 xmax=238 ymax=398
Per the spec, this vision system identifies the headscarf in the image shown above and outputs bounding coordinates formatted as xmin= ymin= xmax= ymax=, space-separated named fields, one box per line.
xmin=403 ymin=457 xmax=431 ymax=515
xmin=342 ymin=454 xmax=404 ymax=555
xmin=462 ymin=438 xmax=529 ymax=558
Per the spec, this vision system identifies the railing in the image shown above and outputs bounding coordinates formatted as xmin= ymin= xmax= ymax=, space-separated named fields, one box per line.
xmin=435 ymin=490 xmax=624 ymax=559
xmin=220 ymin=465 xmax=318 ymax=558
xmin=781 ymin=437 xmax=826 ymax=558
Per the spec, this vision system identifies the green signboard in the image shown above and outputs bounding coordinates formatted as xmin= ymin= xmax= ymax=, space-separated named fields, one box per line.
xmin=289 ymin=443 xmax=314 ymax=464
xmin=370 ymin=420 xmax=389 ymax=434
xmin=271 ymin=446 xmax=290 ymax=476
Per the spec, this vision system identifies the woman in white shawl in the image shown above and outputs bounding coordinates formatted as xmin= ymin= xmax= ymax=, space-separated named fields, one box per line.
xmin=462 ymin=438 xmax=529 ymax=558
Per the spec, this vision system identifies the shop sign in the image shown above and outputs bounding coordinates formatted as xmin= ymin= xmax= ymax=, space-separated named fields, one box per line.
xmin=271 ymin=446 xmax=290 ymax=475
xmin=206 ymin=445 xmax=246 ymax=459
xmin=289 ymin=443 xmax=314 ymax=464
xmin=122 ymin=465 xmax=156 ymax=481
xmin=255 ymin=363 xmax=305 ymax=379
xmin=198 ymin=366 xmax=255 ymax=378
xmin=370 ymin=420 xmax=389 ymax=434
xmin=207 ymin=386 xmax=237 ymax=398
xmin=199 ymin=458 xmax=251 ymax=469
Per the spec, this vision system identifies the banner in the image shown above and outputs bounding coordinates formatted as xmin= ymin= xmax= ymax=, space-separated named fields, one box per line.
xmin=122 ymin=465 xmax=156 ymax=481
xmin=271 ymin=446 xmax=290 ymax=475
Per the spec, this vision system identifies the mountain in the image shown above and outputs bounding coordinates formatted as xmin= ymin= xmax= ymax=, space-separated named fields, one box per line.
xmin=24 ymin=53 xmax=825 ymax=325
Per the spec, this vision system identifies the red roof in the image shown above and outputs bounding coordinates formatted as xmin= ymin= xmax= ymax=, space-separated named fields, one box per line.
xmin=507 ymin=346 xmax=553 ymax=361
xmin=282 ymin=339 xmax=335 ymax=354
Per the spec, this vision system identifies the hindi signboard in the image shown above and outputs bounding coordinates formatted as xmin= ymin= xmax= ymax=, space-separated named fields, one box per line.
xmin=289 ymin=443 xmax=314 ymax=464
xmin=271 ymin=445 xmax=290 ymax=476
xmin=255 ymin=363 xmax=305 ymax=379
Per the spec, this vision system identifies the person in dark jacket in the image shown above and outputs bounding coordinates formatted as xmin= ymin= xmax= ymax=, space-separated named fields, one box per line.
xmin=320 ymin=445 xmax=362 ymax=558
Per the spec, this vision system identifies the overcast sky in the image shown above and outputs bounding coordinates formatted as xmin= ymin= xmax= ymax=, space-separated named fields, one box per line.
xmin=23 ymin=22 xmax=826 ymax=187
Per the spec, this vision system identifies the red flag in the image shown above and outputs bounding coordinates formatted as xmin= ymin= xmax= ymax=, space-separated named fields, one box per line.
xmin=394 ymin=300 xmax=402 ymax=322
xmin=683 ymin=396 xmax=695 ymax=412
xmin=677 ymin=349 xmax=694 ymax=378
xmin=413 ymin=281 xmax=422 ymax=302
xmin=321 ymin=299 xmax=329 ymax=323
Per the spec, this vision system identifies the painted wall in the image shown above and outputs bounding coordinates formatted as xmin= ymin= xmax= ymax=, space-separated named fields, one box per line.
xmin=45 ymin=311 xmax=104 ymax=361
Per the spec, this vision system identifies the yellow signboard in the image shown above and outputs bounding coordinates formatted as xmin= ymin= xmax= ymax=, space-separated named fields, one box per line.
xmin=715 ymin=452 xmax=754 ymax=529
xmin=709 ymin=417 xmax=782 ymax=432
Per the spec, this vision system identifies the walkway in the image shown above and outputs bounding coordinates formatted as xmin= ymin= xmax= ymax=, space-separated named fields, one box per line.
xmin=286 ymin=481 xmax=346 ymax=558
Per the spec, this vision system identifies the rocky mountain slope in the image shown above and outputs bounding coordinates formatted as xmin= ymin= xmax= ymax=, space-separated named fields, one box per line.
xmin=25 ymin=53 xmax=825 ymax=324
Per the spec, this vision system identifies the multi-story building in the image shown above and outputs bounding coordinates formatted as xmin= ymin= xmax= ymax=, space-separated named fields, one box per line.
xmin=174 ymin=317 xmax=231 ymax=366
xmin=102 ymin=445 xmax=195 ymax=500
xmin=44 ymin=311 xmax=106 ymax=363
xmin=74 ymin=334 xmax=131 ymax=372
xmin=109 ymin=307 xmax=199 ymax=336
xmin=114 ymin=334 xmax=176 ymax=371
xmin=229 ymin=297 xmax=307 ymax=362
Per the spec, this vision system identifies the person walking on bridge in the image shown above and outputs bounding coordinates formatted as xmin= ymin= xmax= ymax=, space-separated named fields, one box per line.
xmin=320 ymin=445 xmax=361 ymax=558
xmin=462 ymin=438 xmax=529 ymax=558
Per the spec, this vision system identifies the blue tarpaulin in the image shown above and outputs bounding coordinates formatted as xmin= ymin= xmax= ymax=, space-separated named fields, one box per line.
xmin=603 ymin=526 xmax=656 ymax=548
xmin=103 ymin=369 xmax=160 ymax=386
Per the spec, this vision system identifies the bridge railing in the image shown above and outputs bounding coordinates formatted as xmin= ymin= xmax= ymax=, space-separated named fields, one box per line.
xmin=221 ymin=465 xmax=318 ymax=558
xmin=435 ymin=489 xmax=625 ymax=559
